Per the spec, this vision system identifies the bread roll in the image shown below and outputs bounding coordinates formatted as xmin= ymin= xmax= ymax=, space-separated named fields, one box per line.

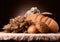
xmin=27 ymin=25 xmax=37 ymax=34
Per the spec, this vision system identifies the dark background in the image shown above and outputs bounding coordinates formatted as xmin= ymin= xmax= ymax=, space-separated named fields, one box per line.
xmin=0 ymin=0 xmax=60 ymax=30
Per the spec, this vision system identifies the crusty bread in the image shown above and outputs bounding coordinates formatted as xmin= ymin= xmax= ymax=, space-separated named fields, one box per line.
xmin=27 ymin=25 xmax=37 ymax=34
xmin=26 ymin=14 xmax=59 ymax=33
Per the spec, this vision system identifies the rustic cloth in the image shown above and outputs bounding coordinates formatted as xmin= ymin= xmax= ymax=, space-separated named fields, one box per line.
xmin=0 ymin=32 xmax=60 ymax=42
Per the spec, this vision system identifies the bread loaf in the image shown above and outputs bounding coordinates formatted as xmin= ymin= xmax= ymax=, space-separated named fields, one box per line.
xmin=26 ymin=14 xmax=59 ymax=33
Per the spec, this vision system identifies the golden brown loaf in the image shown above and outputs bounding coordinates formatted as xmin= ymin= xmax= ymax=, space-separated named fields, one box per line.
xmin=26 ymin=14 xmax=59 ymax=33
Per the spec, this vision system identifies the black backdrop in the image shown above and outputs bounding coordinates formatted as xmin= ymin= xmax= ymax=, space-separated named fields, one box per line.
xmin=0 ymin=0 xmax=60 ymax=30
